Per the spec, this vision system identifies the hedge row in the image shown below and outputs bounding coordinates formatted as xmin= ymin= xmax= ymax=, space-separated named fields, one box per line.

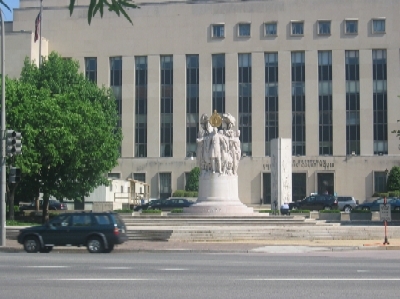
xmin=172 ymin=190 xmax=198 ymax=197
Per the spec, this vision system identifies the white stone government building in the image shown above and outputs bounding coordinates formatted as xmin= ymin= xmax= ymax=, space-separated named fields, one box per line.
xmin=4 ymin=0 xmax=400 ymax=205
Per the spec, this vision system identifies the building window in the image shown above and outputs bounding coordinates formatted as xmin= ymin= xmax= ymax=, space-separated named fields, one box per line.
xmin=264 ymin=22 xmax=277 ymax=36
xmin=160 ymin=55 xmax=173 ymax=157
xmin=212 ymin=54 xmax=225 ymax=114
xmin=85 ymin=57 xmax=97 ymax=83
xmin=318 ymin=51 xmax=333 ymax=156
xmin=133 ymin=173 xmax=146 ymax=183
xmin=135 ymin=56 xmax=148 ymax=158
xmin=108 ymin=173 xmax=121 ymax=179
xmin=291 ymin=21 xmax=304 ymax=35
xmin=374 ymin=171 xmax=387 ymax=193
xmin=238 ymin=23 xmax=251 ymax=37
xmin=345 ymin=50 xmax=360 ymax=155
xmin=110 ymin=57 xmax=122 ymax=128
xmin=373 ymin=49 xmax=387 ymax=155
xmin=317 ymin=20 xmax=331 ymax=35
xmin=238 ymin=53 xmax=252 ymax=157
xmin=372 ymin=19 xmax=385 ymax=34
xmin=265 ymin=52 xmax=278 ymax=156
xmin=186 ymin=55 xmax=199 ymax=158
xmin=291 ymin=51 xmax=306 ymax=156
xmin=211 ymin=24 xmax=225 ymax=38
xmin=345 ymin=19 xmax=358 ymax=34
xmin=159 ymin=173 xmax=171 ymax=199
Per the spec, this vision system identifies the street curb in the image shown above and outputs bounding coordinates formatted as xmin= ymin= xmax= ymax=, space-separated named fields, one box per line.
xmin=1 ymin=245 xmax=400 ymax=253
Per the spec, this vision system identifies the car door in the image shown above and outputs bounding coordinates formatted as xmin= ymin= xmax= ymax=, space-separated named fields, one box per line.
xmin=40 ymin=214 xmax=73 ymax=246
xmin=371 ymin=198 xmax=385 ymax=211
xmin=69 ymin=214 xmax=95 ymax=245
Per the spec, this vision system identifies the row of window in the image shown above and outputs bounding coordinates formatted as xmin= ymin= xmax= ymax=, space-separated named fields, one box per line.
xmin=85 ymin=48 xmax=388 ymax=158
xmin=112 ymin=171 xmax=388 ymax=201
xmin=212 ymin=18 xmax=386 ymax=38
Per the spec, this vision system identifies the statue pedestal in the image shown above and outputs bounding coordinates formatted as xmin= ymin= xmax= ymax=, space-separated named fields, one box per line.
xmin=183 ymin=172 xmax=253 ymax=215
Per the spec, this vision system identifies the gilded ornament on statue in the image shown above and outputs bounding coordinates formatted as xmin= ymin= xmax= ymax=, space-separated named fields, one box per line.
xmin=209 ymin=110 xmax=222 ymax=127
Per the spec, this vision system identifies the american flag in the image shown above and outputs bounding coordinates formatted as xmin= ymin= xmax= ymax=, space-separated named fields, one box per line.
xmin=34 ymin=12 xmax=41 ymax=43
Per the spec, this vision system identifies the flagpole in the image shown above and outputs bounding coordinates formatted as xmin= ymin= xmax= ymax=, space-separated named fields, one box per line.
xmin=39 ymin=0 xmax=42 ymax=67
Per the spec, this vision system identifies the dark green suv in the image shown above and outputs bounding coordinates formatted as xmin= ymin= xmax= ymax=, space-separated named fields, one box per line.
xmin=17 ymin=212 xmax=128 ymax=253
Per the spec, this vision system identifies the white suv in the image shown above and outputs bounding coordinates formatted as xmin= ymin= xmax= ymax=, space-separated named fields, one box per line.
xmin=337 ymin=196 xmax=358 ymax=212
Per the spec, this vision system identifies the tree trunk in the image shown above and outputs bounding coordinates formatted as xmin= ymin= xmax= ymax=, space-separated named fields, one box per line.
xmin=41 ymin=193 xmax=49 ymax=223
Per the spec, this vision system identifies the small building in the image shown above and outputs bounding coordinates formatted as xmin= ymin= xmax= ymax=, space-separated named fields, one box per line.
xmin=85 ymin=179 xmax=150 ymax=210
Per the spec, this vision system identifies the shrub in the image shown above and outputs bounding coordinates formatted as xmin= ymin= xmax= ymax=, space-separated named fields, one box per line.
xmin=173 ymin=190 xmax=185 ymax=197
xmin=114 ymin=209 xmax=132 ymax=213
xmin=290 ymin=210 xmax=310 ymax=213
xmin=184 ymin=191 xmax=198 ymax=197
xmin=185 ymin=167 xmax=200 ymax=191
xmin=319 ymin=209 xmax=341 ymax=213
xmin=141 ymin=209 xmax=161 ymax=214
xmin=388 ymin=191 xmax=400 ymax=197
xmin=171 ymin=208 xmax=183 ymax=213
xmin=387 ymin=166 xmax=400 ymax=191
xmin=6 ymin=206 xmax=19 ymax=213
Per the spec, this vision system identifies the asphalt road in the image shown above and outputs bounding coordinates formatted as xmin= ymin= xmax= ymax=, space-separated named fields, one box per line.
xmin=1 ymin=251 xmax=400 ymax=299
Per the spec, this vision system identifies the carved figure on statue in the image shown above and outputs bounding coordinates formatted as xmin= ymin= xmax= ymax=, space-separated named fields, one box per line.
xmin=209 ymin=127 xmax=222 ymax=173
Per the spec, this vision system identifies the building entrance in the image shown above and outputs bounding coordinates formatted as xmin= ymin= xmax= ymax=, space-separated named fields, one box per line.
xmin=262 ymin=173 xmax=271 ymax=204
xmin=317 ymin=173 xmax=334 ymax=195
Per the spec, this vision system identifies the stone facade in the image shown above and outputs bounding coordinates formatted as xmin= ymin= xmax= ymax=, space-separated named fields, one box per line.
xmin=3 ymin=0 xmax=400 ymax=205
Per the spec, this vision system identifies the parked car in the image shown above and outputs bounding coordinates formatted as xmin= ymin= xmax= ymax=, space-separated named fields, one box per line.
xmin=134 ymin=198 xmax=194 ymax=211
xmin=289 ymin=194 xmax=338 ymax=211
xmin=19 ymin=199 xmax=68 ymax=211
xmin=17 ymin=211 xmax=128 ymax=253
xmin=355 ymin=197 xmax=400 ymax=211
xmin=336 ymin=196 xmax=358 ymax=212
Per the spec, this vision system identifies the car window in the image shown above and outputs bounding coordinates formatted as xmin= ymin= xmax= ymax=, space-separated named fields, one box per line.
xmin=50 ymin=214 xmax=71 ymax=227
xmin=71 ymin=215 xmax=92 ymax=226
xmin=111 ymin=214 xmax=126 ymax=228
xmin=94 ymin=215 xmax=111 ymax=225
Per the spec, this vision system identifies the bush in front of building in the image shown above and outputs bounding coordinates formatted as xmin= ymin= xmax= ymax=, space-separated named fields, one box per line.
xmin=173 ymin=190 xmax=185 ymax=197
xmin=171 ymin=209 xmax=183 ymax=213
xmin=387 ymin=166 xmax=400 ymax=192
xmin=172 ymin=190 xmax=198 ymax=197
xmin=141 ymin=209 xmax=162 ymax=214
xmin=185 ymin=167 xmax=200 ymax=192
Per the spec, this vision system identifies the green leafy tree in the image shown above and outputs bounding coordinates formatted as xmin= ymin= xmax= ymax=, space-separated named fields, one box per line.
xmin=185 ymin=167 xmax=200 ymax=192
xmin=6 ymin=52 xmax=122 ymax=222
xmin=0 ymin=0 xmax=138 ymax=25
xmin=387 ymin=166 xmax=400 ymax=192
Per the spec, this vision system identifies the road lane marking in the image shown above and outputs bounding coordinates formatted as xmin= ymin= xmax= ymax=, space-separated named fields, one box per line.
xmin=240 ymin=278 xmax=400 ymax=281
xmin=160 ymin=268 xmax=188 ymax=271
xmin=38 ymin=278 xmax=156 ymax=281
xmin=22 ymin=266 xmax=69 ymax=269
xmin=102 ymin=267 xmax=133 ymax=270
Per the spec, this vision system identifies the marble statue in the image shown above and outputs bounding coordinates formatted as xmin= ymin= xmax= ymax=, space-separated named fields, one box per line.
xmin=196 ymin=110 xmax=241 ymax=176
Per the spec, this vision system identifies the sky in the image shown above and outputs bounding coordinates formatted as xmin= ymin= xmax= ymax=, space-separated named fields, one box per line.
xmin=1 ymin=0 xmax=19 ymax=21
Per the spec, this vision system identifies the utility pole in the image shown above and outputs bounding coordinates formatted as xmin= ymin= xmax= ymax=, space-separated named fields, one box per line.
xmin=0 ymin=8 xmax=6 ymax=247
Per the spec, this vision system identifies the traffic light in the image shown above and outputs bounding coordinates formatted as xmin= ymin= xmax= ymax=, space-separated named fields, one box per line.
xmin=6 ymin=130 xmax=22 ymax=157
xmin=9 ymin=167 xmax=21 ymax=183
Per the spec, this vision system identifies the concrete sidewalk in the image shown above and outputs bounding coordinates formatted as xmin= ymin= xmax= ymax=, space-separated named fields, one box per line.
xmin=2 ymin=238 xmax=400 ymax=253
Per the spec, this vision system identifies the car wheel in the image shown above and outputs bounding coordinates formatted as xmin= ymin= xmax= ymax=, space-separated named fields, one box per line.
xmin=324 ymin=206 xmax=332 ymax=210
xmin=24 ymin=236 xmax=40 ymax=253
xmin=362 ymin=207 xmax=370 ymax=211
xmin=344 ymin=206 xmax=352 ymax=213
xmin=87 ymin=237 xmax=104 ymax=253
xmin=40 ymin=246 xmax=53 ymax=253
xmin=103 ymin=244 xmax=115 ymax=253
